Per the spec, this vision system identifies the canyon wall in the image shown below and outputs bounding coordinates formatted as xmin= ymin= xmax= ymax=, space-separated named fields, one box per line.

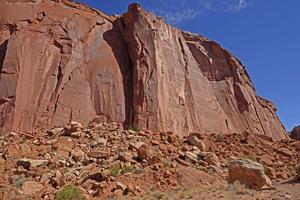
xmin=0 ymin=0 xmax=286 ymax=140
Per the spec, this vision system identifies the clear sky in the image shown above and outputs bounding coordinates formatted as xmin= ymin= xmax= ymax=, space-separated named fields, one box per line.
xmin=77 ymin=0 xmax=299 ymax=131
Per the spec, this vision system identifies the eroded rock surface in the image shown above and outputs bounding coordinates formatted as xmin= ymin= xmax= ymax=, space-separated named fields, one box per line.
xmin=0 ymin=1 xmax=286 ymax=140
xmin=290 ymin=125 xmax=300 ymax=140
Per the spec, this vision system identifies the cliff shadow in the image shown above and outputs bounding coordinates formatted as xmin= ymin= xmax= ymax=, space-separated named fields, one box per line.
xmin=103 ymin=19 xmax=133 ymax=129
xmin=0 ymin=39 xmax=8 ymax=73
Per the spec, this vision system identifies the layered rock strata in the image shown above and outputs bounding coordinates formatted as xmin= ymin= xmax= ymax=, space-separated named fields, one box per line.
xmin=0 ymin=0 xmax=286 ymax=140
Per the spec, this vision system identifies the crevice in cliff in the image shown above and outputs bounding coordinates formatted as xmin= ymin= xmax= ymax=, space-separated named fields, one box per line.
xmin=53 ymin=40 xmax=64 ymax=53
xmin=5 ymin=23 xmax=18 ymax=35
xmin=179 ymin=36 xmax=197 ymax=129
xmin=54 ymin=59 xmax=63 ymax=93
xmin=49 ymin=57 xmax=64 ymax=116
xmin=53 ymin=94 xmax=60 ymax=116
xmin=103 ymin=17 xmax=134 ymax=129
xmin=0 ymin=39 xmax=8 ymax=73
xmin=253 ymin=105 xmax=267 ymax=136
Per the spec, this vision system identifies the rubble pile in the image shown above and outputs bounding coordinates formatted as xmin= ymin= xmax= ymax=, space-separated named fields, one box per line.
xmin=0 ymin=122 xmax=299 ymax=199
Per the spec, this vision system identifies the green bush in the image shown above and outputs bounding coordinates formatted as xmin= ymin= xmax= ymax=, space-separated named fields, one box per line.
xmin=55 ymin=185 xmax=86 ymax=200
xmin=128 ymin=126 xmax=140 ymax=132
xmin=109 ymin=165 xmax=135 ymax=177
xmin=214 ymin=134 xmax=225 ymax=142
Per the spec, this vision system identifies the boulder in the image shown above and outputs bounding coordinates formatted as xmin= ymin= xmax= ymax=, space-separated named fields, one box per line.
xmin=185 ymin=151 xmax=198 ymax=163
xmin=17 ymin=158 xmax=49 ymax=169
xmin=187 ymin=134 xmax=207 ymax=151
xmin=71 ymin=150 xmax=85 ymax=162
xmin=22 ymin=181 xmax=43 ymax=195
xmin=290 ymin=126 xmax=300 ymax=140
xmin=116 ymin=181 xmax=129 ymax=194
xmin=203 ymin=153 xmax=220 ymax=167
xmin=277 ymin=148 xmax=293 ymax=158
xmin=137 ymin=144 xmax=152 ymax=160
xmin=228 ymin=159 xmax=272 ymax=189
xmin=64 ymin=121 xmax=83 ymax=136
xmin=86 ymin=150 xmax=110 ymax=159
xmin=291 ymin=141 xmax=300 ymax=151
xmin=296 ymin=164 xmax=300 ymax=180
xmin=47 ymin=127 xmax=64 ymax=136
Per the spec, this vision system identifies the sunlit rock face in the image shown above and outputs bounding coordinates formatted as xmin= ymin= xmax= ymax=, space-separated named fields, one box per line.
xmin=0 ymin=1 xmax=286 ymax=140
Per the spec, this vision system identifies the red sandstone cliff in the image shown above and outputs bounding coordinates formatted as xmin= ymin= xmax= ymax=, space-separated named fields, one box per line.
xmin=0 ymin=0 xmax=286 ymax=140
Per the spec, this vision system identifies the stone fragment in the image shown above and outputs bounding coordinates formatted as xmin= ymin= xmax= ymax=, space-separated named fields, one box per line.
xmin=129 ymin=142 xmax=145 ymax=150
xmin=291 ymin=141 xmax=300 ymax=151
xmin=22 ymin=181 xmax=43 ymax=195
xmin=203 ymin=153 xmax=220 ymax=167
xmin=86 ymin=150 xmax=110 ymax=159
xmin=259 ymin=154 xmax=274 ymax=166
xmin=151 ymin=139 xmax=160 ymax=146
xmin=277 ymin=148 xmax=293 ymax=158
xmin=19 ymin=144 xmax=31 ymax=154
xmin=185 ymin=151 xmax=198 ymax=163
xmin=47 ymin=127 xmax=64 ymax=136
xmin=116 ymin=181 xmax=128 ymax=194
xmin=119 ymin=152 xmax=135 ymax=163
xmin=64 ymin=121 xmax=83 ymax=136
xmin=17 ymin=158 xmax=49 ymax=169
xmin=71 ymin=131 xmax=83 ymax=138
xmin=296 ymin=164 xmax=300 ymax=180
xmin=71 ymin=150 xmax=85 ymax=161
xmin=137 ymin=144 xmax=151 ymax=160
xmin=40 ymin=173 xmax=52 ymax=183
xmin=187 ymin=134 xmax=207 ymax=151
xmin=264 ymin=166 xmax=276 ymax=179
xmin=5 ymin=145 xmax=22 ymax=159
xmin=49 ymin=170 xmax=65 ymax=188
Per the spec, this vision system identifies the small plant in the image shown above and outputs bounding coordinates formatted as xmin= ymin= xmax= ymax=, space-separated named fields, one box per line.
xmin=55 ymin=185 xmax=86 ymax=200
xmin=162 ymin=159 xmax=172 ymax=168
xmin=109 ymin=165 xmax=121 ymax=177
xmin=149 ymin=191 xmax=164 ymax=199
xmin=214 ymin=134 xmax=224 ymax=142
xmin=14 ymin=177 xmax=26 ymax=189
xmin=121 ymin=165 xmax=135 ymax=174
xmin=228 ymin=181 xmax=252 ymax=196
xmin=109 ymin=165 xmax=135 ymax=177
xmin=128 ymin=126 xmax=140 ymax=132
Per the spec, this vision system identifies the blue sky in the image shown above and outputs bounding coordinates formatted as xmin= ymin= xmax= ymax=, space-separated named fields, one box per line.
xmin=77 ymin=0 xmax=299 ymax=131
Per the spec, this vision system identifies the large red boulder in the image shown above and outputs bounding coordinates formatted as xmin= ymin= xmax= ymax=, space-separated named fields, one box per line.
xmin=290 ymin=126 xmax=300 ymax=140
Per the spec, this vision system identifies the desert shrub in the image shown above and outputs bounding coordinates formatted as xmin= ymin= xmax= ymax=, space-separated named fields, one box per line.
xmin=55 ymin=185 xmax=86 ymax=200
xmin=228 ymin=181 xmax=251 ymax=195
xmin=162 ymin=159 xmax=172 ymax=168
xmin=214 ymin=134 xmax=225 ymax=142
xmin=109 ymin=165 xmax=136 ymax=177
xmin=109 ymin=165 xmax=121 ymax=177
xmin=128 ymin=126 xmax=140 ymax=132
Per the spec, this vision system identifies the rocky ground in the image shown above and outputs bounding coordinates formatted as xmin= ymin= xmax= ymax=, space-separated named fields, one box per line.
xmin=0 ymin=120 xmax=299 ymax=200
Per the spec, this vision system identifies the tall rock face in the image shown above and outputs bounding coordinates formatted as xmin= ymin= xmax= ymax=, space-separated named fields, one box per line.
xmin=0 ymin=0 xmax=133 ymax=132
xmin=0 ymin=1 xmax=286 ymax=140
